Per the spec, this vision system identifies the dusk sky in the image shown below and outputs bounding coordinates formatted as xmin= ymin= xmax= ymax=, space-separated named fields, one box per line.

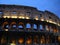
xmin=0 ymin=0 xmax=60 ymax=18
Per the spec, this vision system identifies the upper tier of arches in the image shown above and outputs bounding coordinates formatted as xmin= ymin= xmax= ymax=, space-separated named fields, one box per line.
xmin=0 ymin=20 xmax=59 ymax=35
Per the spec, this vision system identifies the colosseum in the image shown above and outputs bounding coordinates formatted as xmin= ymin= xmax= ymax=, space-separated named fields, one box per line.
xmin=0 ymin=4 xmax=60 ymax=45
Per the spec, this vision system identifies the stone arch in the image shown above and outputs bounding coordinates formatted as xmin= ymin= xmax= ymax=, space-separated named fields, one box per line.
xmin=26 ymin=23 xmax=31 ymax=29
xmin=33 ymin=35 xmax=39 ymax=44
xmin=9 ymin=38 xmax=16 ymax=45
xmin=53 ymin=27 xmax=58 ymax=33
xmin=26 ymin=35 xmax=32 ymax=44
xmin=1 ymin=36 xmax=7 ymax=44
xmin=10 ymin=22 xmax=17 ymax=29
xmin=33 ymin=24 xmax=37 ymax=30
xmin=18 ymin=22 xmax=24 ymax=29
xmin=2 ymin=22 xmax=9 ymax=29
xmin=46 ymin=36 xmax=50 ymax=43
xmin=39 ymin=24 xmax=43 ymax=30
xmin=40 ymin=35 xmax=45 ymax=44
xmin=45 ymin=25 xmax=49 ymax=31
xmin=49 ymin=26 xmax=53 ymax=32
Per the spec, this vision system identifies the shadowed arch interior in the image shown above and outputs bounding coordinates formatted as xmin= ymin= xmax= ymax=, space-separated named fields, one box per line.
xmin=2 ymin=22 xmax=9 ymax=29
xmin=10 ymin=22 xmax=17 ymax=28
xmin=18 ymin=22 xmax=24 ymax=29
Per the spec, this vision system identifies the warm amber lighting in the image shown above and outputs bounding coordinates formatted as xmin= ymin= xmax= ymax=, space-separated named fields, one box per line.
xmin=19 ymin=16 xmax=25 ymax=19
xmin=41 ymin=18 xmax=44 ymax=21
xmin=26 ymin=17 xmax=29 ymax=19
xmin=26 ymin=39 xmax=32 ymax=44
xmin=1 ymin=38 xmax=6 ymax=44
xmin=35 ymin=18 xmax=38 ymax=20
xmin=5 ymin=29 xmax=8 ymax=31
xmin=18 ymin=38 xmax=24 ymax=44
xmin=3 ymin=16 xmax=6 ymax=18
xmin=10 ymin=40 xmax=16 ymax=45
xmin=10 ymin=43 xmax=16 ymax=45
xmin=46 ymin=25 xmax=49 ymax=31
xmin=11 ymin=16 xmax=17 ymax=18
xmin=54 ymin=29 xmax=58 ymax=33
xmin=40 ymin=36 xmax=45 ymax=44
xmin=3 ymin=16 xmax=10 ymax=18
xmin=19 ymin=16 xmax=21 ymax=18
xmin=40 ymin=39 xmax=43 ymax=44
xmin=52 ymin=22 xmax=57 ymax=24
xmin=49 ymin=20 xmax=53 ymax=23
xmin=22 ymin=16 xmax=25 ymax=19
xmin=58 ymin=36 xmax=60 ymax=41
xmin=58 ymin=24 xmax=60 ymax=26
xmin=46 ymin=20 xmax=59 ymax=26
xmin=46 ymin=20 xmax=49 ymax=22
xmin=40 ymin=39 xmax=45 ymax=44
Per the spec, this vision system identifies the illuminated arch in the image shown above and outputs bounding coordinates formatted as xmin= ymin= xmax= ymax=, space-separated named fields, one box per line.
xmin=53 ymin=28 xmax=58 ymax=33
xmin=1 ymin=37 xmax=7 ymax=44
xmin=40 ymin=36 xmax=45 ymax=44
xmin=2 ymin=22 xmax=9 ymax=29
xmin=26 ymin=36 xmax=32 ymax=44
xmin=11 ymin=22 xmax=16 ymax=25
xmin=9 ymin=38 xmax=16 ymax=45
xmin=45 ymin=25 xmax=49 ymax=31
xmin=10 ymin=22 xmax=16 ymax=29
xmin=18 ymin=22 xmax=24 ymax=29
xmin=18 ymin=38 xmax=24 ymax=44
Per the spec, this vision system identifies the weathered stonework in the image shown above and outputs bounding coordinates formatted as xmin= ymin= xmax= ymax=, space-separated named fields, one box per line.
xmin=0 ymin=4 xmax=60 ymax=45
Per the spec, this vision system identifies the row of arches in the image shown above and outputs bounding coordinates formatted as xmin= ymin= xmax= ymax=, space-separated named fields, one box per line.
xmin=1 ymin=35 xmax=58 ymax=45
xmin=1 ymin=21 xmax=59 ymax=33
xmin=2 ymin=22 xmax=43 ymax=30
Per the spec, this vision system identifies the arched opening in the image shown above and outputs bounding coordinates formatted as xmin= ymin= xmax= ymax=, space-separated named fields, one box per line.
xmin=26 ymin=36 xmax=32 ymax=44
xmin=2 ymin=22 xmax=9 ymax=31
xmin=11 ymin=22 xmax=16 ymax=29
xmin=9 ymin=39 xmax=16 ymax=45
xmin=45 ymin=25 xmax=49 ymax=31
xmin=18 ymin=38 xmax=24 ymax=44
xmin=58 ymin=36 xmax=60 ymax=42
xmin=46 ymin=36 xmax=50 ymax=44
xmin=50 ymin=26 xmax=53 ymax=32
xmin=53 ymin=28 xmax=58 ymax=33
xmin=33 ymin=36 xmax=39 ymax=44
xmin=18 ymin=22 xmax=24 ymax=29
xmin=12 ymin=25 xmax=16 ymax=28
xmin=40 ymin=24 xmax=43 ymax=30
xmin=33 ymin=24 xmax=37 ymax=31
xmin=4 ymin=24 xmax=9 ymax=29
xmin=40 ymin=36 xmax=45 ymax=44
xmin=26 ymin=23 xmax=31 ymax=30
xmin=1 ymin=36 xmax=7 ymax=45
xmin=18 ymin=25 xmax=23 ymax=28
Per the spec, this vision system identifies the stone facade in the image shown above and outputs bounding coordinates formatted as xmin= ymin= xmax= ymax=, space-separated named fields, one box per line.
xmin=0 ymin=4 xmax=60 ymax=45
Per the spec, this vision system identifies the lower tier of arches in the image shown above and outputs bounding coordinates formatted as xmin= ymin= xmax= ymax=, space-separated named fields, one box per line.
xmin=0 ymin=31 xmax=60 ymax=45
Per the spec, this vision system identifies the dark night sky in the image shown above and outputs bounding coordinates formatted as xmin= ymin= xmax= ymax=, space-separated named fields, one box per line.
xmin=0 ymin=0 xmax=60 ymax=18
